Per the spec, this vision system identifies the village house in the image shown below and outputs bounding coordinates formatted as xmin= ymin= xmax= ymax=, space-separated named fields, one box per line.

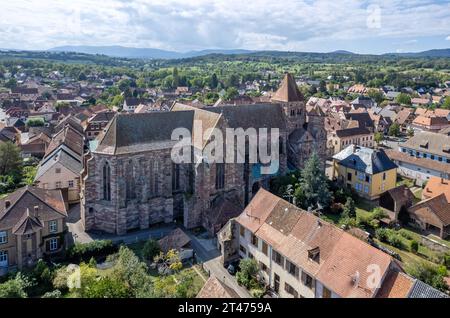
xmin=85 ymin=111 xmax=115 ymax=141
xmin=411 ymin=115 xmax=449 ymax=133
xmin=122 ymin=98 xmax=149 ymax=113
xmin=0 ymin=186 xmax=67 ymax=275
xmin=351 ymin=96 xmax=376 ymax=109
xmin=217 ymin=189 xmax=404 ymax=298
xmin=411 ymin=98 xmax=431 ymax=108
xmin=328 ymin=127 xmax=374 ymax=155
xmin=347 ymin=84 xmax=368 ymax=95
xmin=332 ymin=145 xmax=397 ymax=200
xmin=407 ymin=194 xmax=450 ymax=239
xmin=10 ymin=87 xmax=39 ymax=102
xmin=34 ymin=125 xmax=85 ymax=204
xmin=394 ymin=107 xmax=415 ymax=132
xmin=386 ymin=132 xmax=450 ymax=185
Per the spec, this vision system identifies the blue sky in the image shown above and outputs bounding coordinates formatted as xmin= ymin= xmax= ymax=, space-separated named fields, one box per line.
xmin=1 ymin=0 xmax=449 ymax=54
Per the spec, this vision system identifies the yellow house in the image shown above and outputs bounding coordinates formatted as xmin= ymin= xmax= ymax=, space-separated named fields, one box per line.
xmin=332 ymin=145 xmax=397 ymax=200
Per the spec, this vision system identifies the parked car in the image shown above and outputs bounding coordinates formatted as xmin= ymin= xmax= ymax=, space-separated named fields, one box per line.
xmin=224 ymin=259 xmax=240 ymax=275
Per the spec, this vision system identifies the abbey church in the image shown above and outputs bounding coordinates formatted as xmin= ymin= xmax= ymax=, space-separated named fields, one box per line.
xmin=81 ymin=73 xmax=327 ymax=235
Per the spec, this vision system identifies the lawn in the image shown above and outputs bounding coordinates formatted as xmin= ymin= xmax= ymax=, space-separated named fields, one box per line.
xmin=396 ymin=176 xmax=415 ymax=188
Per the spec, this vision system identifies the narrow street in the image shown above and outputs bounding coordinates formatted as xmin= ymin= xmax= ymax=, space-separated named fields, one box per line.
xmin=186 ymin=231 xmax=252 ymax=298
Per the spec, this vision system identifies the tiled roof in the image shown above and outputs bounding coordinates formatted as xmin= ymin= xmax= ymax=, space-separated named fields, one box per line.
xmin=158 ymin=228 xmax=191 ymax=253
xmin=196 ymin=276 xmax=240 ymax=298
xmin=395 ymin=108 xmax=414 ymax=125
xmin=271 ymin=73 xmax=304 ymax=102
xmin=413 ymin=115 xmax=448 ymax=127
xmin=333 ymin=145 xmax=397 ymax=174
xmin=401 ymin=131 xmax=450 ymax=158
xmin=376 ymin=271 xmax=415 ymax=298
xmin=95 ymin=111 xmax=194 ymax=155
xmin=409 ymin=193 xmax=450 ymax=226
xmin=205 ymin=104 xmax=286 ymax=131
xmin=423 ymin=177 xmax=450 ymax=202
xmin=335 ymin=127 xmax=372 ymax=138
xmin=383 ymin=185 xmax=415 ymax=206
xmin=0 ymin=186 xmax=67 ymax=230
xmin=12 ymin=208 xmax=43 ymax=235
xmin=45 ymin=125 xmax=84 ymax=159
xmin=236 ymin=189 xmax=394 ymax=298
xmin=35 ymin=147 xmax=82 ymax=180
xmin=386 ymin=149 xmax=450 ymax=174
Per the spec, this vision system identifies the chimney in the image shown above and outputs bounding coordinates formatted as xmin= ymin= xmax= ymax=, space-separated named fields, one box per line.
xmin=5 ymin=200 xmax=11 ymax=209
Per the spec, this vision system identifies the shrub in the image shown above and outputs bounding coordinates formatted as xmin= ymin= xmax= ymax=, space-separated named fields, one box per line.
xmin=251 ymin=287 xmax=265 ymax=298
xmin=41 ymin=290 xmax=62 ymax=298
xmin=375 ymin=228 xmax=389 ymax=242
xmin=142 ymin=239 xmax=161 ymax=262
xmin=0 ymin=273 xmax=32 ymax=298
xmin=387 ymin=234 xmax=404 ymax=250
xmin=410 ymin=240 xmax=419 ymax=254
xmin=236 ymin=259 xmax=259 ymax=289
xmin=67 ymin=240 xmax=116 ymax=262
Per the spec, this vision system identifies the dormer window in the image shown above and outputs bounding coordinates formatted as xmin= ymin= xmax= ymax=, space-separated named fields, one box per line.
xmin=308 ymin=247 xmax=320 ymax=263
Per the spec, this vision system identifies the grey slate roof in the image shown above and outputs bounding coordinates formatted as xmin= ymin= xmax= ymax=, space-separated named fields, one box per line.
xmin=401 ymin=131 xmax=450 ymax=157
xmin=408 ymin=280 xmax=449 ymax=298
xmin=205 ymin=104 xmax=286 ymax=130
xmin=35 ymin=148 xmax=82 ymax=180
xmin=333 ymin=145 xmax=397 ymax=174
xmin=95 ymin=111 xmax=194 ymax=155
xmin=335 ymin=127 xmax=371 ymax=138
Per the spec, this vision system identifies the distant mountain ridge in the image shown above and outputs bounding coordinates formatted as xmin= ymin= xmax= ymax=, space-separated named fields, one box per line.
xmin=49 ymin=45 xmax=450 ymax=59
xmin=49 ymin=45 xmax=255 ymax=59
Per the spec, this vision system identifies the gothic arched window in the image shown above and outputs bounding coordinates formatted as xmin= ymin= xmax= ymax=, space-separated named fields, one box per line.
xmin=126 ymin=161 xmax=136 ymax=200
xmin=102 ymin=162 xmax=111 ymax=201
xmin=215 ymin=163 xmax=225 ymax=190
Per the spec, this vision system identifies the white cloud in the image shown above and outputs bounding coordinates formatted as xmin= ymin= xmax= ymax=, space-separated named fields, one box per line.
xmin=0 ymin=0 xmax=449 ymax=52
xmin=446 ymin=35 xmax=450 ymax=41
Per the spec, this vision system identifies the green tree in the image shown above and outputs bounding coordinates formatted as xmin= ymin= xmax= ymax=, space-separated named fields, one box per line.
xmin=224 ymin=87 xmax=239 ymax=100
xmin=297 ymin=152 xmax=331 ymax=209
xmin=78 ymin=72 xmax=87 ymax=81
xmin=318 ymin=80 xmax=327 ymax=93
xmin=374 ymin=132 xmax=384 ymax=144
xmin=111 ymin=95 xmax=124 ymax=107
xmin=395 ymin=93 xmax=411 ymax=105
xmin=410 ymin=240 xmax=419 ymax=254
xmin=154 ymin=249 xmax=183 ymax=274
xmin=4 ymin=78 xmax=17 ymax=89
xmin=342 ymin=197 xmax=356 ymax=219
xmin=407 ymin=262 xmax=448 ymax=292
xmin=407 ymin=128 xmax=414 ymax=137
xmin=442 ymin=96 xmax=450 ymax=109
xmin=0 ymin=273 xmax=32 ymax=298
xmin=209 ymin=73 xmax=219 ymax=89
xmin=388 ymin=123 xmax=400 ymax=137
xmin=111 ymin=246 xmax=153 ymax=297
xmin=83 ymin=276 xmax=130 ymax=298
xmin=172 ymin=67 xmax=180 ymax=88
xmin=0 ymin=142 xmax=22 ymax=176
xmin=368 ymin=89 xmax=384 ymax=104
xmin=142 ymin=239 xmax=161 ymax=262
xmin=236 ymin=258 xmax=258 ymax=289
